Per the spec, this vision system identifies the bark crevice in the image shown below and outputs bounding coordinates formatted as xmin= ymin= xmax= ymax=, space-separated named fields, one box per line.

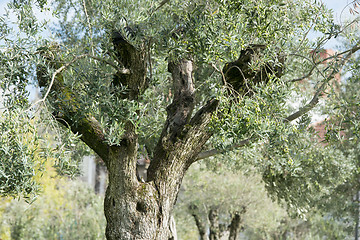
xmin=112 ymin=30 xmax=148 ymax=100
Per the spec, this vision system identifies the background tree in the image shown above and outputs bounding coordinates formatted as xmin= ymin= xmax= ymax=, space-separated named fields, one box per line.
xmin=1 ymin=0 xmax=360 ymax=239
xmin=174 ymin=162 xmax=287 ymax=240
xmin=0 ymin=159 xmax=106 ymax=240
xmin=314 ymin=36 xmax=360 ymax=239
xmin=175 ymin=161 xmax=355 ymax=240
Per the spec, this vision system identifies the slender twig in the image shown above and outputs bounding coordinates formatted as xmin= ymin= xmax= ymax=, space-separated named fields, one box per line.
xmin=86 ymin=54 xmax=130 ymax=73
xmin=211 ymin=63 xmax=245 ymax=100
xmin=82 ymin=0 xmax=95 ymax=57
xmin=288 ymin=53 xmax=326 ymax=82
xmin=28 ymin=53 xmax=130 ymax=111
xmin=288 ymin=42 xmax=360 ymax=83
xmin=340 ymin=1 xmax=360 ymax=25
xmin=285 ymin=43 xmax=360 ymax=122
xmin=211 ymin=63 xmax=226 ymax=85
xmin=295 ymin=3 xmax=323 ymax=53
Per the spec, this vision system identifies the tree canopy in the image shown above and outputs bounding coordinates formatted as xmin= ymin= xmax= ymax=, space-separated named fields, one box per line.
xmin=1 ymin=0 xmax=360 ymax=238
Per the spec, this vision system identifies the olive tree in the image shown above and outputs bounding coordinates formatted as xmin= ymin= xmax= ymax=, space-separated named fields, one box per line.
xmin=1 ymin=0 xmax=360 ymax=239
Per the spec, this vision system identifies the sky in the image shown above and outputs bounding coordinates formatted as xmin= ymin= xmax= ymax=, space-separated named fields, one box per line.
xmin=318 ymin=0 xmax=358 ymax=49
xmin=325 ymin=0 xmax=356 ymax=21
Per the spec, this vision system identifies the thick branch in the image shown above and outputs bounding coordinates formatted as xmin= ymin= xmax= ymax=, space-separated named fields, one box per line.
xmin=148 ymin=97 xmax=219 ymax=181
xmin=36 ymin=51 xmax=112 ymax=162
xmin=147 ymin=59 xmax=219 ymax=181
xmin=187 ymin=99 xmax=220 ymax=164
xmin=112 ymin=31 xmax=147 ymax=100
xmin=147 ymin=59 xmax=196 ymax=179
xmin=196 ymin=137 xmax=252 ymax=161
xmin=166 ymin=59 xmax=195 ymax=140
xmin=56 ymin=115 xmax=110 ymax=161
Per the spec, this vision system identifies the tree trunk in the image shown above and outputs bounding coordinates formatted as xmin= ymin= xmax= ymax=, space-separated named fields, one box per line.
xmin=100 ymin=118 xmax=183 ymax=240
xmin=37 ymin=39 xmax=219 ymax=240
xmin=209 ymin=207 xmax=221 ymax=240
xmin=228 ymin=208 xmax=245 ymax=240
xmin=103 ymin=110 xmax=217 ymax=239
xmin=189 ymin=203 xmax=209 ymax=240
xmin=103 ymin=58 xmax=218 ymax=239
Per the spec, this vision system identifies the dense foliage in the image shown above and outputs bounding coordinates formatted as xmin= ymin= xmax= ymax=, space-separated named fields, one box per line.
xmin=175 ymin=163 xmax=355 ymax=239
xmin=1 ymin=0 xmax=360 ymax=238
xmin=175 ymin=163 xmax=287 ymax=239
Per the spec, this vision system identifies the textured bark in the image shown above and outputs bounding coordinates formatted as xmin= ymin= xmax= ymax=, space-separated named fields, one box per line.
xmin=144 ymin=59 xmax=218 ymax=239
xmin=112 ymin=30 xmax=148 ymax=100
xmin=189 ymin=203 xmax=209 ymax=240
xmin=36 ymin=39 xmax=219 ymax=239
xmin=37 ymin=47 xmax=111 ymax=162
xmin=148 ymin=59 xmax=218 ymax=180
xmin=103 ymin=121 xmax=179 ymax=240
xmin=228 ymin=208 xmax=246 ymax=240
xmin=208 ymin=207 xmax=220 ymax=240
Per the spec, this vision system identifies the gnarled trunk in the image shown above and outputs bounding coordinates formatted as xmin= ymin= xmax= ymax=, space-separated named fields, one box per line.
xmin=36 ymin=36 xmax=219 ymax=240
xmin=103 ymin=59 xmax=218 ymax=239
xmin=103 ymin=127 xmax=182 ymax=239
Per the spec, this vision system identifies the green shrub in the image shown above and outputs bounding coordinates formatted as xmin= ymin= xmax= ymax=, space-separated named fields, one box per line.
xmin=0 ymin=179 xmax=106 ymax=240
